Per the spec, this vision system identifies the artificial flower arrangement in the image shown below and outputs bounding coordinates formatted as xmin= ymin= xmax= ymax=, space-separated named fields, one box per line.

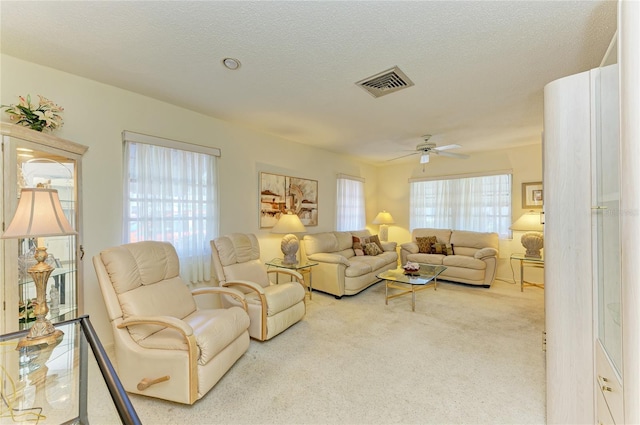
xmin=402 ymin=261 xmax=421 ymax=275
xmin=1 ymin=94 xmax=64 ymax=132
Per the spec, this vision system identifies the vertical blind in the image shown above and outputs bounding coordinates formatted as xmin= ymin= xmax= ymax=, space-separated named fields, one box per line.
xmin=410 ymin=171 xmax=512 ymax=238
xmin=336 ymin=174 xmax=366 ymax=231
xmin=123 ymin=131 xmax=220 ymax=283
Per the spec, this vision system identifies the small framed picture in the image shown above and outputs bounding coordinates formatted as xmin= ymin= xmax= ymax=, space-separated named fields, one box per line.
xmin=522 ymin=181 xmax=543 ymax=209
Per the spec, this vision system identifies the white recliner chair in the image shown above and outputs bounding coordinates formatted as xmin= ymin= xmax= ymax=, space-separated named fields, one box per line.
xmin=93 ymin=241 xmax=250 ymax=405
xmin=210 ymin=233 xmax=306 ymax=341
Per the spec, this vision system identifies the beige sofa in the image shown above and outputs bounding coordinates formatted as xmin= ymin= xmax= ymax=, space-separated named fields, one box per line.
xmin=400 ymin=228 xmax=499 ymax=287
xmin=300 ymin=230 xmax=398 ymax=298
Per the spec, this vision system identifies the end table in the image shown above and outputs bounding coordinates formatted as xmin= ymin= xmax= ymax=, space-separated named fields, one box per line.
xmin=266 ymin=258 xmax=318 ymax=299
xmin=510 ymin=253 xmax=544 ymax=292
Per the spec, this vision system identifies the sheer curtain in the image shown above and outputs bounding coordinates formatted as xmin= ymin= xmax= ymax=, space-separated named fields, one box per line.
xmin=123 ymin=131 xmax=220 ymax=284
xmin=336 ymin=174 xmax=365 ymax=231
xmin=410 ymin=172 xmax=512 ymax=238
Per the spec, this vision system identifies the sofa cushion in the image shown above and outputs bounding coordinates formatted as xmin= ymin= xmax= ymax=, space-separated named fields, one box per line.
xmin=336 ymin=232 xmax=355 ymax=251
xmin=345 ymin=260 xmax=373 ymax=277
xmin=450 ymin=230 xmax=499 ymax=250
xmin=416 ymin=236 xmax=437 ymax=253
xmin=442 ymin=255 xmax=486 ymax=270
xmin=406 ymin=253 xmax=445 ymax=265
xmin=304 ymin=232 xmax=340 ymax=256
xmin=364 ymin=242 xmax=383 ymax=256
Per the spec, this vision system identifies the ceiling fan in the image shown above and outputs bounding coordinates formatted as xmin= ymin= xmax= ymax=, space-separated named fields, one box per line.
xmin=388 ymin=135 xmax=470 ymax=164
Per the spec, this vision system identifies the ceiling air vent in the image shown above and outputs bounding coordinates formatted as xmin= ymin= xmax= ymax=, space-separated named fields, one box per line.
xmin=356 ymin=66 xmax=414 ymax=98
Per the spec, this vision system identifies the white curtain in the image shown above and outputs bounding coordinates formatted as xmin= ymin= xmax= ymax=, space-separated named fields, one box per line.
xmin=336 ymin=175 xmax=365 ymax=231
xmin=410 ymin=173 xmax=511 ymax=238
xmin=123 ymin=135 xmax=219 ymax=283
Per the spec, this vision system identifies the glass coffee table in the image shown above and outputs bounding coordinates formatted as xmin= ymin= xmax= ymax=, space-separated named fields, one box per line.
xmin=377 ymin=264 xmax=447 ymax=312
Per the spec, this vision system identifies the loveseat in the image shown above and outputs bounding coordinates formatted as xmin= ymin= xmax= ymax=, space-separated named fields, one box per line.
xmin=400 ymin=228 xmax=499 ymax=287
xmin=300 ymin=230 xmax=398 ymax=298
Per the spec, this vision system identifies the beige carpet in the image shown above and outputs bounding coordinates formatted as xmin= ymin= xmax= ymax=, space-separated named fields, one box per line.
xmin=126 ymin=279 xmax=546 ymax=425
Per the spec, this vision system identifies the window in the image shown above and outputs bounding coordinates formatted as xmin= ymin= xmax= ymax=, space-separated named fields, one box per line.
xmin=410 ymin=171 xmax=512 ymax=238
xmin=336 ymin=174 xmax=365 ymax=231
xmin=123 ymin=131 xmax=220 ymax=283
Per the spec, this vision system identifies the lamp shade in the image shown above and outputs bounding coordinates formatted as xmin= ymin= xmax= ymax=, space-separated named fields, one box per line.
xmin=2 ymin=188 xmax=76 ymax=239
xmin=372 ymin=210 xmax=395 ymax=225
xmin=510 ymin=210 xmax=543 ymax=232
xmin=271 ymin=211 xmax=306 ymax=234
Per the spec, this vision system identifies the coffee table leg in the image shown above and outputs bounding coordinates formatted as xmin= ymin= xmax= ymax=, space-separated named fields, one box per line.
xmin=411 ymin=284 xmax=416 ymax=312
xmin=385 ymin=280 xmax=389 ymax=305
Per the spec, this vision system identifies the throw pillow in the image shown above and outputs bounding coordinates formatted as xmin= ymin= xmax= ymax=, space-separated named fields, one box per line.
xmin=431 ymin=243 xmax=455 ymax=255
xmin=431 ymin=242 xmax=445 ymax=255
xmin=363 ymin=242 xmax=383 ymax=256
xmin=369 ymin=234 xmax=384 ymax=251
xmin=416 ymin=236 xmax=437 ymax=253
xmin=352 ymin=235 xmax=366 ymax=256
xmin=445 ymin=243 xmax=455 ymax=256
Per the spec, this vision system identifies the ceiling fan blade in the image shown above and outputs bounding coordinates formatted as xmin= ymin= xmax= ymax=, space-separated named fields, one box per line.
xmin=434 ymin=144 xmax=462 ymax=151
xmin=432 ymin=150 xmax=470 ymax=159
xmin=387 ymin=151 xmax=419 ymax=161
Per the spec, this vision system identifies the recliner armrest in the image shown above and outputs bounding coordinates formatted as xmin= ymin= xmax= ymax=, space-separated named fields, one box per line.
xmin=222 ymin=280 xmax=266 ymax=294
xmin=192 ymin=286 xmax=248 ymax=312
xmin=400 ymin=242 xmax=419 ymax=254
xmin=307 ymin=253 xmax=350 ymax=266
xmin=119 ymin=315 xmax=194 ymax=337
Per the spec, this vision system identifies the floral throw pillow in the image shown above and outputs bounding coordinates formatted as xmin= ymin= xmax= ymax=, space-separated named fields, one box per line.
xmin=364 ymin=242 xmax=383 ymax=256
xmin=368 ymin=234 xmax=384 ymax=251
xmin=416 ymin=236 xmax=437 ymax=253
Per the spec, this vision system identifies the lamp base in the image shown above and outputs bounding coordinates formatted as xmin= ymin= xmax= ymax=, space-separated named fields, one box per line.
xmin=521 ymin=231 xmax=544 ymax=259
xmin=17 ymin=329 xmax=64 ymax=349
xmin=281 ymin=234 xmax=300 ymax=265
xmin=379 ymin=224 xmax=389 ymax=242
xmin=17 ymin=247 xmax=64 ymax=349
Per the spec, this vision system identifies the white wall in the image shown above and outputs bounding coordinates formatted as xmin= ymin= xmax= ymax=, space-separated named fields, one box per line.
xmin=1 ymin=54 xmax=544 ymax=344
xmin=0 ymin=54 xmax=379 ymax=344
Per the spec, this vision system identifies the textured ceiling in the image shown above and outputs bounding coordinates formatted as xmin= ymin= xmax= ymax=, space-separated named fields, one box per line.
xmin=0 ymin=1 xmax=617 ymax=164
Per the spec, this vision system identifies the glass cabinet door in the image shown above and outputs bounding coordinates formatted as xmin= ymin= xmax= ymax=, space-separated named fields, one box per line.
xmin=594 ymin=61 xmax=622 ymax=375
xmin=1 ymin=124 xmax=87 ymax=335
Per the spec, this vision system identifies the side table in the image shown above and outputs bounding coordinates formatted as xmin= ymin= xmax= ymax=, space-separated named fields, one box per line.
xmin=266 ymin=258 xmax=318 ymax=299
xmin=510 ymin=253 xmax=545 ymax=292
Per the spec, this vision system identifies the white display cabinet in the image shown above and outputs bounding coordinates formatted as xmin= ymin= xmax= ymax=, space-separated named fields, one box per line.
xmin=1 ymin=123 xmax=88 ymax=334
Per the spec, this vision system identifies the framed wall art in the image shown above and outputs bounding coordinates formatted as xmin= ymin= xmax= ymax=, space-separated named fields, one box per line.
xmin=260 ymin=172 xmax=318 ymax=228
xmin=522 ymin=181 xmax=543 ymax=208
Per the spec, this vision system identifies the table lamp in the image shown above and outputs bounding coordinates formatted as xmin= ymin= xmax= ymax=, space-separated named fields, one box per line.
xmin=2 ymin=187 xmax=77 ymax=348
xmin=372 ymin=210 xmax=395 ymax=241
xmin=271 ymin=211 xmax=307 ymax=264
xmin=510 ymin=210 xmax=544 ymax=258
